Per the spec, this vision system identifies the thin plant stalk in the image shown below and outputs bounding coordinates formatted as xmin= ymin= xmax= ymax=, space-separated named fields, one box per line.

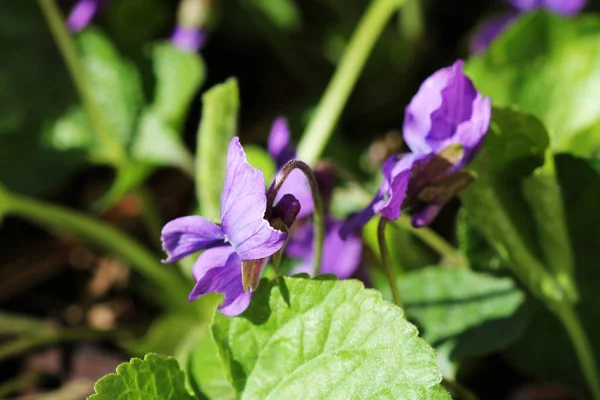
xmin=378 ymin=217 xmax=402 ymax=307
xmin=297 ymin=0 xmax=406 ymax=164
xmin=268 ymin=160 xmax=325 ymax=276
xmin=554 ymin=302 xmax=600 ymax=400
xmin=1 ymin=187 xmax=193 ymax=312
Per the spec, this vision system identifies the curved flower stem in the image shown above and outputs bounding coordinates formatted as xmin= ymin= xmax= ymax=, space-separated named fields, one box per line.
xmin=553 ymin=302 xmax=600 ymax=400
xmin=38 ymin=0 xmax=125 ymax=166
xmin=268 ymin=160 xmax=325 ymax=276
xmin=0 ymin=187 xmax=192 ymax=312
xmin=378 ymin=217 xmax=403 ymax=307
xmin=297 ymin=0 xmax=406 ymax=164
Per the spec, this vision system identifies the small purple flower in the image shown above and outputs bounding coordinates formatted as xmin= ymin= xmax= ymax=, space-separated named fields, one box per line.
xmin=268 ymin=117 xmax=314 ymax=219
xmin=507 ymin=0 xmax=586 ymax=15
xmin=342 ymin=61 xmax=491 ymax=235
xmin=67 ymin=0 xmax=104 ymax=33
xmin=170 ymin=26 xmax=207 ymax=52
xmin=161 ymin=137 xmax=296 ymax=316
xmin=340 ymin=153 xmax=415 ymax=238
xmin=470 ymin=13 xmax=517 ymax=54
xmin=403 ymin=60 xmax=491 ymax=166
xmin=287 ymin=218 xmax=362 ymax=279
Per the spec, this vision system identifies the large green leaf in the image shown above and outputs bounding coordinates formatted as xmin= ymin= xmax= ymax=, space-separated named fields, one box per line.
xmin=399 ymin=268 xmax=529 ymax=361
xmin=460 ymin=107 xmax=556 ymax=300
xmin=195 ymin=79 xmax=240 ymax=221
xmin=89 ymin=353 xmax=195 ymax=400
xmin=77 ymin=28 xmax=144 ymax=148
xmin=151 ymin=43 xmax=205 ymax=128
xmin=212 ymin=276 xmax=449 ymax=399
xmin=188 ymin=326 xmax=236 ymax=400
xmin=505 ymin=155 xmax=600 ymax=390
xmin=466 ymin=11 xmax=600 ymax=155
xmin=522 ymin=152 xmax=576 ymax=299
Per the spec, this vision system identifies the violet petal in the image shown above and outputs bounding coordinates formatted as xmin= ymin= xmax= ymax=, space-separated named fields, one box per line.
xmin=403 ymin=60 xmax=491 ymax=165
xmin=189 ymin=245 xmax=251 ymax=316
xmin=171 ymin=26 xmax=207 ymax=52
xmin=67 ymin=0 xmax=100 ymax=32
xmin=267 ymin=117 xmax=296 ymax=167
xmin=289 ymin=219 xmax=362 ymax=279
xmin=220 ymin=137 xmax=286 ymax=261
xmin=161 ymin=216 xmax=225 ymax=263
xmin=377 ymin=153 xmax=415 ymax=221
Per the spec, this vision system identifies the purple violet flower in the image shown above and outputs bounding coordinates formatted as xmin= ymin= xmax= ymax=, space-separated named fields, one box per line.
xmin=268 ymin=117 xmax=314 ymax=219
xmin=403 ymin=60 xmax=491 ymax=167
xmin=287 ymin=218 xmax=362 ymax=279
xmin=170 ymin=26 xmax=207 ymax=52
xmin=267 ymin=117 xmax=363 ymax=279
xmin=472 ymin=0 xmax=586 ymax=53
xmin=507 ymin=0 xmax=586 ymax=15
xmin=161 ymin=137 xmax=297 ymax=316
xmin=341 ymin=60 xmax=491 ymax=236
xmin=67 ymin=0 xmax=104 ymax=32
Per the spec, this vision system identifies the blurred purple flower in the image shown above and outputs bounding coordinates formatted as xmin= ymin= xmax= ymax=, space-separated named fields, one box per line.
xmin=67 ymin=0 xmax=104 ymax=32
xmin=342 ymin=61 xmax=491 ymax=235
xmin=267 ymin=117 xmax=364 ymax=279
xmin=170 ymin=26 xmax=207 ymax=52
xmin=161 ymin=137 xmax=297 ymax=316
xmin=470 ymin=13 xmax=517 ymax=54
xmin=473 ymin=0 xmax=586 ymax=53
xmin=287 ymin=218 xmax=362 ymax=279
xmin=507 ymin=0 xmax=586 ymax=15
xmin=268 ymin=117 xmax=315 ymax=219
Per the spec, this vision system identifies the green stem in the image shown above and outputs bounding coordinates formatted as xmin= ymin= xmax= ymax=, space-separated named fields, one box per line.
xmin=38 ymin=0 xmax=125 ymax=165
xmin=0 ymin=327 xmax=126 ymax=361
xmin=2 ymin=188 xmax=191 ymax=311
xmin=378 ymin=217 xmax=403 ymax=307
xmin=0 ymin=372 xmax=43 ymax=398
xmin=297 ymin=0 xmax=404 ymax=164
xmin=394 ymin=215 xmax=470 ymax=269
xmin=553 ymin=303 xmax=600 ymax=400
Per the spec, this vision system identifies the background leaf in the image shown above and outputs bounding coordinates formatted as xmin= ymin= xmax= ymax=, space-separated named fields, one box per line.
xmin=150 ymin=43 xmax=205 ymax=128
xmin=466 ymin=11 xmax=600 ymax=156
xmin=77 ymin=28 xmax=144 ymax=149
xmin=460 ymin=107 xmax=551 ymax=298
xmin=195 ymin=79 xmax=240 ymax=220
xmin=505 ymin=155 xmax=600 ymax=390
xmin=399 ymin=268 xmax=529 ymax=361
xmin=89 ymin=353 xmax=195 ymax=400
xmin=212 ymin=276 xmax=450 ymax=399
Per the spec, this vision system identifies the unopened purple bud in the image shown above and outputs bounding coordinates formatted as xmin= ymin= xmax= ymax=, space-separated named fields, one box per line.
xmin=67 ymin=0 xmax=102 ymax=32
xmin=171 ymin=26 xmax=206 ymax=52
